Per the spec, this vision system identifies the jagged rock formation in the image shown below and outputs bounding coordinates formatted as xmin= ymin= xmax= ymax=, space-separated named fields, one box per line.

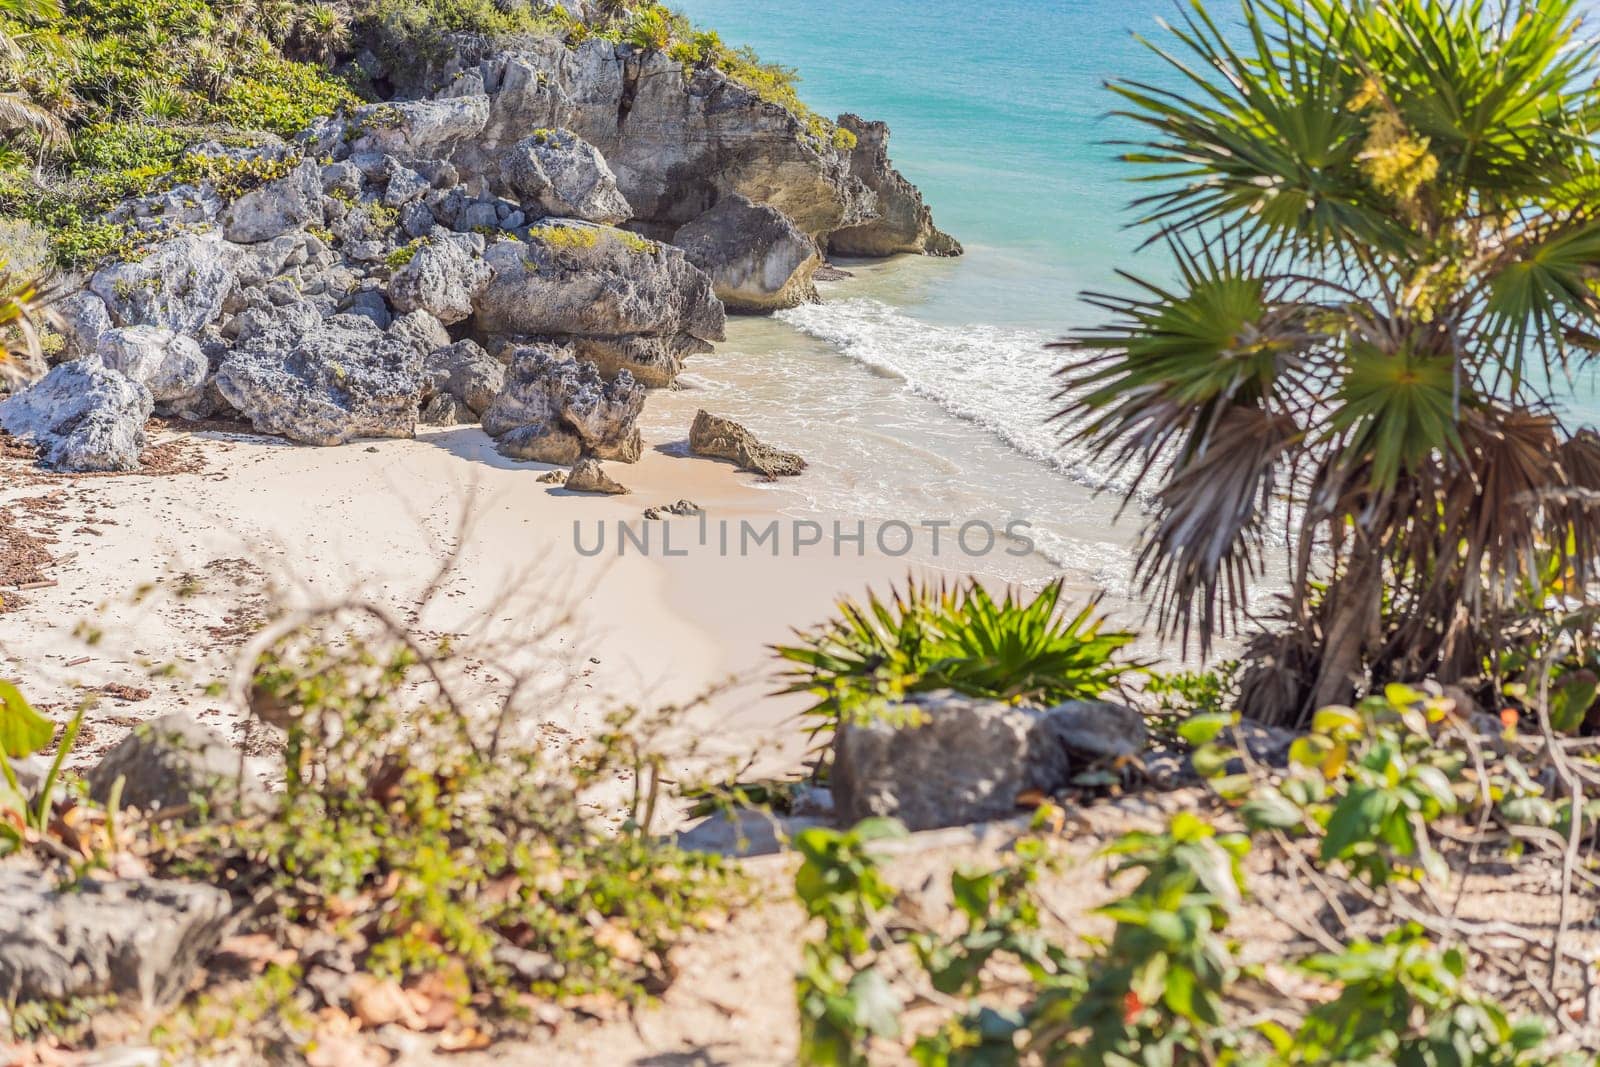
xmin=688 ymin=409 xmax=806 ymax=478
xmin=11 ymin=28 xmax=955 ymax=471
xmin=674 ymin=194 xmax=820 ymax=312
xmin=474 ymin=221 xmax=724 ymax=387
xmin=829 ymin=115 xmax=962 ymax=257
xmin=481 ymin=344 xmax=645 ymax=464
xmin=0 ymin=360 xmax=152 ymax=471
xmin=215 ymin=315 xmax=424 ymax=445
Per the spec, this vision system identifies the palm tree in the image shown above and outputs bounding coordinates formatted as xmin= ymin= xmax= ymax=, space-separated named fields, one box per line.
xmin=1054 ymin=0 xmax=1600 ymax=725
xmin=0 ymin=0 xmax=69 ymax=152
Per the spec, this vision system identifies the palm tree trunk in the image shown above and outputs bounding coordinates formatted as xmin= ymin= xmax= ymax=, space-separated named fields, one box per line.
xmin=1309 ymin=538 xmax=1382 ymax=716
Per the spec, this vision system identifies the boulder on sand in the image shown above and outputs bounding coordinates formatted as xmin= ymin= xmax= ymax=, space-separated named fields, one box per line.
xmin=673 ymin=195 xmax=820 ymax=313
xmin=688 ymin=409 xmax=805 ymax=478
xmin=94 ymin=325 xmax=208 ymax=418
xmin=215 ymin=315 xmax=423 ymax=445
xmin=481 ymin=344 xmax=644 ymax=464
xmin=0 ymin=360 xmax=152 ymax=472
xmin=563 ymin=456 xmax=628 ymax=494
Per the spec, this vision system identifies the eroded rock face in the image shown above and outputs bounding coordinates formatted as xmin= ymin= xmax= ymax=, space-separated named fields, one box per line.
xmin=829 ymin=115 xmax=962 ymax=257
xmin=474 ymin=223 xmax=724 ymax=387
xmin=222 ymin=158 xmax=324 ymax=244
xmin=423 ymin=338 xmax=503 ymax=416
xmin=89 ymin=233 xmax=238 ymax=334
xmin=386 ymin=235 xmax=491 ymax=325
xmin=341 ymin=96 xmax=491 ymax=160
xmin=414 ymin=39 xmax=874 ymax=240
xmin=0 ymin=869 xmax=232 ymax=1009
xmin=0 ymin=361 xmax=152 ymax=472
xmin=482 ymin=344 xmax=644 ymax=463
xmin=499 ymin=127 xmax=632 ymax=224
xmin=95 ymin=325 xmax=208 ymax=418
xmin=215 ymin=315 xmax=423 ymax=445
xmin=674 ymin=194 xmax=819 ymax=312
xmin=831 ymin=692 xmax=1070 ymax=832
xmin=688 ymin=409 xmax=805 ymax=478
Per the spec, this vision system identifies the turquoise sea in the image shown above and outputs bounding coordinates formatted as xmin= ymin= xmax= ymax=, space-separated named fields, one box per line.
xmin=648 ymin=0 xmax=1600 ymax=617
xmin=677 ymin=0 xmax=1175 ymax=332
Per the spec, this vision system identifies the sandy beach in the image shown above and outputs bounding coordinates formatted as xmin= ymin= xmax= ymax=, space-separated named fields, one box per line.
xmin=0 ymin=398 xmax=979 ymax=811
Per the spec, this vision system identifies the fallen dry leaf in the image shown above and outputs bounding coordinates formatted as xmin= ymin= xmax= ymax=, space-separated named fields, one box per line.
xmin=307 ymin=1007 xmax=389 ymax=1067
xmin=593 ymin=921 xmax=645 ymax=963
xmin=434 ymin=1025 xmax=492 ymax=1052
xmin=350 ymin=974 xmax=425 ymax=1031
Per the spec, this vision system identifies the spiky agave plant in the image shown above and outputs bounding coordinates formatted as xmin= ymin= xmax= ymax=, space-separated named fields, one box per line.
xmin=773 ymin=577 xmax=1140 ymax=763
xmin=1055 ymin=0 xmax=1600 ymax=725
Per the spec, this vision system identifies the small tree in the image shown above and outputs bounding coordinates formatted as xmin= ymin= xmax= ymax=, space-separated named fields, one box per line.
xmin=1056 ymin=0 xmax=1600 ymax=724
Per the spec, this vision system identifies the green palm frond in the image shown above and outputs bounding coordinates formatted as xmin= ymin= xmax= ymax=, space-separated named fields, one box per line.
xmin=1054 ymin=239 xmax=1320 ymax=497
xmin=1328 ymin=342 xmax=1464 ymax=493
xmin=1110 ymin=0 xmax=1399 ymax=253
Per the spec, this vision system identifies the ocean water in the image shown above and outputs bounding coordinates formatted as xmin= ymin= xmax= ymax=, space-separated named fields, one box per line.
xmin=649 ymin=0 xmax=1193 ymax=611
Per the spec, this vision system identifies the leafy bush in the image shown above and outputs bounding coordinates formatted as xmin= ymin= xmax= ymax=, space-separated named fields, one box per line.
xmin=139 ymin=617 xmax=736 ymax=1057
xmin=774 ymin=577 xmax=1139 ymax=758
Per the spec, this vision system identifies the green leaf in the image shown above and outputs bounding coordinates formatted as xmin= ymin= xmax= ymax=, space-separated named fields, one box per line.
xmin=1500 ymin=796 xmax=1558 ymax=828
xmin=1321 ymin=786 xmax=1394 ymax=861
xmin=846 ymin=967 xmax=903 ymax=1039
xmin=0 ymin=680 xmax=52 ymax=759
xmin=1311 ymin=705 xmax=1362 ymax=738
xmin=1177 ymin=712 xmax=1236 ymax=746
xmin=1240 ymin=789 xmax=1304 ymax=830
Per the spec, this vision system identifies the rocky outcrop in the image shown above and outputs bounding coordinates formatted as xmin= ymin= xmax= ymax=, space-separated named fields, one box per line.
xmin=688 ymin=409 xmax=805 ymax=478
xmin=86 ymin=713 xmax=265 ymax=818
xmin=94 ymin=325 xmax=208 ymax=418
xmin=422 ymin=338 xmax=503 ymax=417
xmin=410 ymin=38 xmax=875 ymax=241
xmin=674 ymin=194 xmax=819 ymax=312
xmin=215 ymin=315 xmax=423 ymax=445
xmin=474 ymin=222 xmax=725 ymax=387
xmin=386 ymin=234 xmax=490 ymax=325
xmin=89 ymin=233 xmax=238 ymax=334
xmin=564 ymin=456 xmax=628 ymax=494
xmin=499 ymin=127 xmax=632 ymax=224
xmin=338 ymin=96 xmax=491 ymax=160
xmin=482 ymin=344 xmax=644 ymax=463
xmin=0 ymin=361 xmax=152 ymax=471
xmin=828 ymin=115 xmax=961 ymax=257
xmin=0 ymin=869 xmax=232 ymax=1009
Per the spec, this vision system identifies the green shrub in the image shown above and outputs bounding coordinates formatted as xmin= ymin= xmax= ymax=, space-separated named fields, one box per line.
xmin=774 ymin=577 xmax=1139 ymax=758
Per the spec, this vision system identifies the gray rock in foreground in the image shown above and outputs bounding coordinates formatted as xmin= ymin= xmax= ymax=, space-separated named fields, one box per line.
xmin=0 ymin=869 xmax=232 ymax=1009
xmin=831 ymin=692 xmax=1072 ymax=832
xmin=86 ymin=713 xmax=265 ymax=818
xmin=688 ymin=409 xmax=805 ymax=478
xmin=674 ymin=195 xmax=820 ymax=312
xmin=0 ymin=361 xmax=152 ymax=472
xmin=1041 ymin=699 xmax=1148 ymax=760
xmin=215 ymin=315 xmax=423 ymax=445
